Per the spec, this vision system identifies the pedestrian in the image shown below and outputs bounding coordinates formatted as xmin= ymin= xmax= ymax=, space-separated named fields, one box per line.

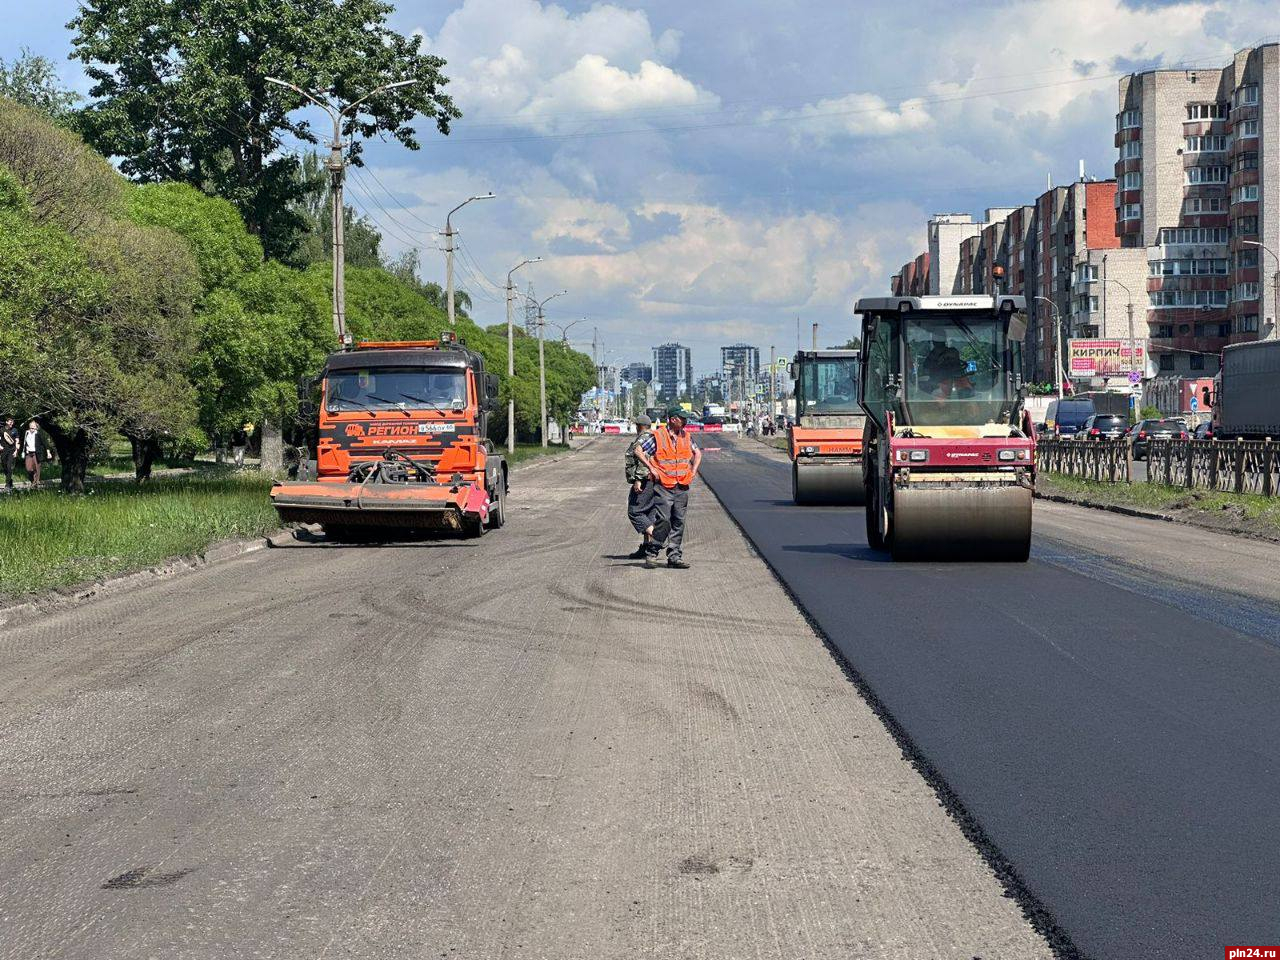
xmin=23 ymin=419 xmax=49 ymax=489
xmin=231 ymin=423 xmax=250 ymax=468
xmin=1 ymin=417 xmax=18 ymax=490
xmin=636 ymin=406 xmax=703 ymax=570
xmin=624 ymin=414 xmax=658 ymax=559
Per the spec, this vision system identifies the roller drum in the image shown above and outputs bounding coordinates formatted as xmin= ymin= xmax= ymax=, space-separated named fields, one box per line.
xmin=792 ymin=459 xmax=866 ymax=506
xmin=890 ymin=483 xmax=1031 ymax=562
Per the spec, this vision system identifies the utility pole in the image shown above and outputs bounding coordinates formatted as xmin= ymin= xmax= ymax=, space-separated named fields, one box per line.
xmin=769 ymin=345 xmax=776 ymax=418
xmin=1093 ymin=275 xmax=1136 ymax=409
xmin=534 ymin=291 xmax=567 ymax=448
xmin=444 ymin=193 xmax=495 ymax=327
xmin=506 ymin=257 xmax=542 ymax=454
xmin=266 ymin=76 xmax=418 ymax=345
xmin=811 ymin=322 xmax=818 ymax=351
xmin=1033 ymin=295 xmax=1064 ymax=400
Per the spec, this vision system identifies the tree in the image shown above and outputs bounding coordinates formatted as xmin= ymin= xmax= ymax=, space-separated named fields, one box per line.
xmin=69 ymin=0 xmax=461 ymax=260
xmin=0 ymin=49 xmax=80 ymax=124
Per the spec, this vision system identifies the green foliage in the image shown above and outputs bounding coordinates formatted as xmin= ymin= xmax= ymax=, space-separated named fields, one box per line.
xmin=69 ymin=0 xmax=461 ymax=259
xmin=128 ymin=182 xmax=262 ymax=291
xmin=1139 ymin=405 xmax=1162 ymax=421
xmin=0 ymin=49 xmax=80 ymax=123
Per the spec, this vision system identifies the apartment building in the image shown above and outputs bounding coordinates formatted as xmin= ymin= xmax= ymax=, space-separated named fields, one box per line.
xmin=720 ymin=344 xmax=761 ymax=385
xmin=1116 ymin=43 xmax=1280 ymax=382
xmin=891 ymin=251 xmax=931 ymax=296
xmin=619 ymin=362 xmax=652 ymax=384
xmin=652 ymin=342 xmax=693 ymax=401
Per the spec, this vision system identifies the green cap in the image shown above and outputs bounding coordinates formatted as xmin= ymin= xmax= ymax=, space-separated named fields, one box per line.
xmin=665 ymin=405 xmax=688 ymax=421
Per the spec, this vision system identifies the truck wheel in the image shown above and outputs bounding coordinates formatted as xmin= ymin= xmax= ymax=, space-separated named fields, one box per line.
xmin=488 ymin=476 xmax=507 ymax=529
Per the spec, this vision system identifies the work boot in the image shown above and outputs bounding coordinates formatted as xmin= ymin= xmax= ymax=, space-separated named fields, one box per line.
xmin=627 ymin=543 xmax=648 ymax=559
xmin=667 ymin=557 xmax=691 ymax=570
xmin=644 ymin=554 xmax=661 ymax=569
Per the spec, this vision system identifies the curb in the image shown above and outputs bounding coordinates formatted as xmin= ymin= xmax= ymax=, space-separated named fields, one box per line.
xmin=1035 ymin=490 xmax=1280 ymax=546
xmin=0 ymin=526 xmax=298 ymax=630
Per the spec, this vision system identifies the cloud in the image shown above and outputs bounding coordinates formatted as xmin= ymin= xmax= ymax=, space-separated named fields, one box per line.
xmin=419 ymin=0 xmax=716 ymax=132
xmin=762 ymin=93 xmax=931 ymax=142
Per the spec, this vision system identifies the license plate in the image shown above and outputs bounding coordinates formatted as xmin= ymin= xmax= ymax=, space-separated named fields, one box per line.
xmin=418 ymin=423 xmax=456 ymax=434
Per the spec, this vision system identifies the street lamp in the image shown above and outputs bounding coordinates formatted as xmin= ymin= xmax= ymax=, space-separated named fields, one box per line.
xmin=444 ymin=193 xmax=496 ymax=327
xmin=532 ymin=290 xmax=567 ymax=448
xmin=1087 ymin=275 xmax=1140 ymax=414
xmin=545 ymin=317 xmax=588 ymax=344
xmin=505 ymin=257 xmax=542 ymax=453
xmin=1241 ymin=239 xmax=1280 ymax=340
xmin=265 ymin=76 xmax=418 ymax=344
xmin=1032 ymin=295 xmax=1065 ymax=400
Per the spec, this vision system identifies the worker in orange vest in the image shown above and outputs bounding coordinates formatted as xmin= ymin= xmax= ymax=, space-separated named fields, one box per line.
xmin=635 ymin=406 xmax=702 ymax=569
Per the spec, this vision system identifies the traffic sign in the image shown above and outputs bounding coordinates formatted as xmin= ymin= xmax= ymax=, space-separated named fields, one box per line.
xmin=1128 ymin=370 xmax=1141 ymax=385
xmin=1190 ymin=396 xmax=1198 ymax=410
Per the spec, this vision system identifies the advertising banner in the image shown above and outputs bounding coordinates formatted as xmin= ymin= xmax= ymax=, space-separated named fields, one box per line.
xmin=1068 ymin=339 xmax=1144 ymax=377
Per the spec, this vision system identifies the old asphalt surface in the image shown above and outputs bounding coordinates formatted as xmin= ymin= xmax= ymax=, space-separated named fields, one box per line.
xmin=699 ymin=435 xmax=1280 ymax=960
xmin=0 ymin=437 xmax=1051 ymax=960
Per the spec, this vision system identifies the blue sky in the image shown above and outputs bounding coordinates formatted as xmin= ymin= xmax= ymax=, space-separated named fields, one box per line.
xmin=5 ymin=0 xmax=1275 ymax=374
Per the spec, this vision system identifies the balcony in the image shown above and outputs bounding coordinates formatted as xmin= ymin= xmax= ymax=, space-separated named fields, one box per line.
xmin=1148 ymin=334 xmax=1228 ymax=355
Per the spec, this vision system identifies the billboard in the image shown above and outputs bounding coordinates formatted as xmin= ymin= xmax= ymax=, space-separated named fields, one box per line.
xmin=1068 ymin=339 xmax=1145 ymax=377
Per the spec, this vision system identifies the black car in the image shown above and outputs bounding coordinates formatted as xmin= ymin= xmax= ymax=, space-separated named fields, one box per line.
xmin=1079 ymin=414 xmax=1128 ymax=440
xmin=1128 ymin=418 xmax=1188 ymax=460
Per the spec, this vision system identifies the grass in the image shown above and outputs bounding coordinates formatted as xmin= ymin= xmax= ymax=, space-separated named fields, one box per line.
xmin=0 ymin=472 xmax=279 ymax=599
xmin=1040 ymin=473 xmax=1280 ymax=534
xmin=505 ymin=442 xmax=574 ymax=466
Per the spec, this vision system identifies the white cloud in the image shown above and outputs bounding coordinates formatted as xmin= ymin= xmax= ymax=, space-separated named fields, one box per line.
xmin=763 ymin=93 xmax=931 ymax=142
xmin=420 ymin=0 xmax=717 ymax=132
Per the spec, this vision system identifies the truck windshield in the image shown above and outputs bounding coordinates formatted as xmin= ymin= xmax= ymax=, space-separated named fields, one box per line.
xmin=799 ymin=357 xmax=860 ymax=413
xmin=902 ymin=312 xmax=1020 ymax=426
xmin=327 ymin=367 xmax=467 ymax=412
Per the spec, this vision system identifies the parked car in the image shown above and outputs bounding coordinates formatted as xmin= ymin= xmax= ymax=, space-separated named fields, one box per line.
xmin=1079 ymin=414 xmax=1128 ymax=440
xmin=1044 ymin=397 xmax=1095 ymax=438
xmin=1193 ymin=421 xmax=1214 ymax=440
xmin=1128 ymin=418 xmax=1189 ymax=460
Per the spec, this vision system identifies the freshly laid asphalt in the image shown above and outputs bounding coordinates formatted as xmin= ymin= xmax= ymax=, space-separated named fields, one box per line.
xmin=698 ymin=437 xmax=1280 ymax=960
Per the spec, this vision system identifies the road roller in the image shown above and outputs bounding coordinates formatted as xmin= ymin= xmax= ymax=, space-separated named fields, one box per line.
xmin=787 ymin=349 xmax=865 ymax=505
xmin=855 ymin=295 xmax=1036 ymax=562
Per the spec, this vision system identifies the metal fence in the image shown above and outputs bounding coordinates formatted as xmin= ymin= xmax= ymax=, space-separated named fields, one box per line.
xmin=1038 ymin=437 xmax=1280 ymax=496
xmin=1146 ymin=438 xmax=1280 ymax=496
xmin=1036 ymin=438 xmax=1132 ymax=483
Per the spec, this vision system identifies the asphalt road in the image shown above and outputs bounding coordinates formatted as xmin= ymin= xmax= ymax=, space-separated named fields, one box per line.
xmin=0 ymin=439 xmax=1049 ymax=960
xmin=698 ymin=437 xmax=1280 ymax=960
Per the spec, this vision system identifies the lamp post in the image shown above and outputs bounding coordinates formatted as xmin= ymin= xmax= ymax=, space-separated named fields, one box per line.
xmin=1241 ymin=239 xmax=1280 ymax=340
xmin=265 ymin=76 xmax=419 ymax=344
xmin=444 ymin=193 xmax=496 ymax=327
xmin=505 ymin=257 xmax=542 ymax=453
xmin=545 ymin=317 xmax=588 ymax=344
xmin=1032 ymin=295 xmax=1064 ymax=400
xmin=533 ymin=291 xmax=567 ymax=448
xmin=1088 ymin=275 xmax=1139 ymax=412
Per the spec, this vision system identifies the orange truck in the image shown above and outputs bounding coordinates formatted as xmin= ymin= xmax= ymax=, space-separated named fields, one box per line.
xmin=270 ymin=333 xmax=507 ymax=538
xmin=788 ymin=349 xmax=865 ymax=504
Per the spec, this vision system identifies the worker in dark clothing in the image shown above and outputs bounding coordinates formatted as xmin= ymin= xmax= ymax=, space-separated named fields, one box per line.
xmin=1 ymin=417 xmax=18 ymax=490
xmin=624 ymin=414 xmax=658 ymax=559
xmin=636 ymin=406 xmax=703 ymax=569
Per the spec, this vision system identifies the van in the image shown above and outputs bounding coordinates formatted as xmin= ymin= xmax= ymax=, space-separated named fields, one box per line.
xmin=1044 ymin=398 xmax=1094 ymax=437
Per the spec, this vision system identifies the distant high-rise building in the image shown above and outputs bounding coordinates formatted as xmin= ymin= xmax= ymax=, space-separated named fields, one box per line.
xmin=720 ymin=344 xmax=760 ymax=385
xmin=619 ymin=362 xmax=653 ymax=384
xmin=652 ymin=343 xmax=692 ymax=401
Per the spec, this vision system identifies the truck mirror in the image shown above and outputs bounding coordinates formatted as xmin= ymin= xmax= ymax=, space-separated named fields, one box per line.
xmin=1007 ymin=311 xmax=1028 ymax=343
xmin=486 ymin=373 xmax=500 ymax=401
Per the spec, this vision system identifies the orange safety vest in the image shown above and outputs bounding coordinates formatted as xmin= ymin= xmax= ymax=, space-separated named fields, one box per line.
xmin=652 ymin=425 xmax=694 ymax=487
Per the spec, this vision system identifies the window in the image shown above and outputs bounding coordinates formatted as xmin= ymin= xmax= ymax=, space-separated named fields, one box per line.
xmin=1159 ymin=353 xmax=1176 ymax=371
xmin=1235 ymin=249 xmax=1260 ymax=269
xmin=1121 ymin=203 xmax=1142 ymax=220
xmin=1237 ymin=119 xmax=1259 ymax=139
xmin=1236 ymin=282 xmax=1260 ymax=300
xmin=1149 ymin=259 xmax=1229 ymax=276
xmin=1238 ymin=85 xmax=1259 ymax=105
xmin=1121 ymin=140 xmax=1142 ymax=159
xmin=1219 ymin=323 xmax=1231 ymax=338
xmin=1150 ymin=290 xmax=1229 ymax=307
xmin=1156 ymin=324 xmax=1174 ymax=338
xmin=1118 ymin=109 xmax=1141 ymax=130
xmin=1186 ymin=102 xmax=1227 ymax=120
xmin=1184 ymin=197 xmax=1227 ymax=214
xmin=1190 ymin=353 xmax=1205 ymax=370
xmin=1233 ymin=185 xmax=1259 ymax=203
xmin=1232 ymin=152 xmax=1259 ymax=173
xmin=1236 ymin=216 xmax=1259 ymax=236
xmin=1120 ymin=171 xmax=1142 ymax=190
xmin=1241 ymin=315 xmax=1260 ymax=333
xmin=326 ymin=368 xmax=468 ymax=412
xmin=1186 ymin=165 xmax=1228 ymax=184
xmin=1159 ymin=227 xmax=1230 ymax=245
xmin=1077 ymin=264 xmax=1099 ymax=282
xmin=1185 ymin=134 xmax=1228 ymax=152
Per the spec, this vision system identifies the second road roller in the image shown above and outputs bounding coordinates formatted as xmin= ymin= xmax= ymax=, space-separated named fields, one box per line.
xmin=855 ymin=295 xmax=1036 ymax=562
xmin=787 ymin=348 xmax=866 ymax=505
